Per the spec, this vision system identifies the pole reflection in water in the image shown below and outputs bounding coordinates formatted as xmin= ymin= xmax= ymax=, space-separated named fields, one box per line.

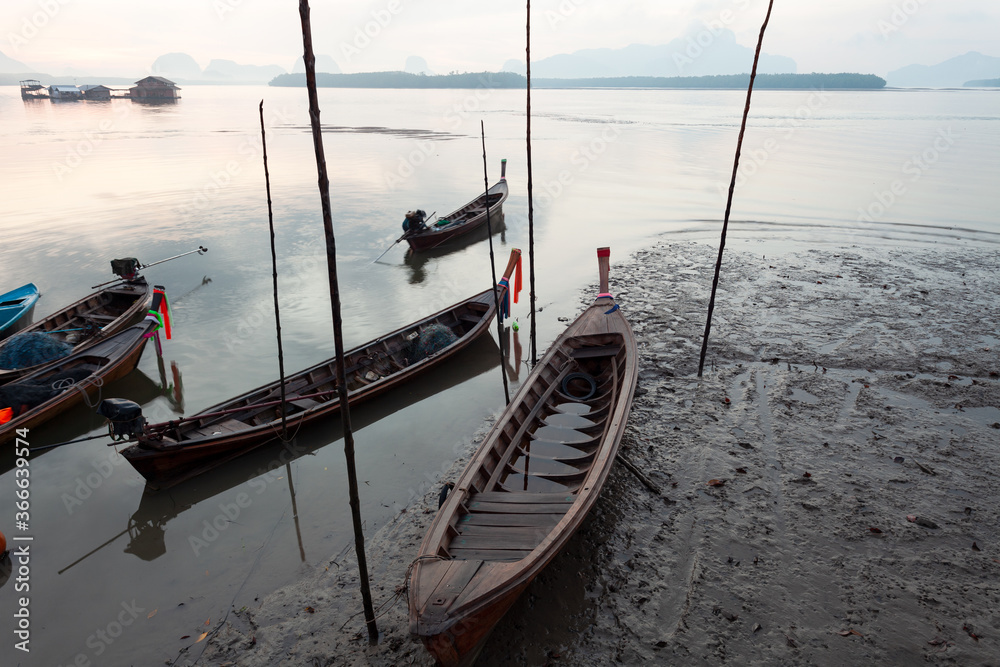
xmin=401 ymin=212 xmax=506 ymax=285
xmin=286 ymin=461 xmax=306 ymax=562
xmin=57 ymin=333 xmax=503 ymax=569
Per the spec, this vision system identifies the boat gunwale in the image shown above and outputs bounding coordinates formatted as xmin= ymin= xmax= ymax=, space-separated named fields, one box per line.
xmin=405 ymin=179 xmax=509 ymax=251
xmin=0 ymin=283 xmax=40 ymax=334
xmin=0 ymin=321 xmax=154 ymax=442
xmin=410 ymin=294 xmax=638 ymax=641
xmin=121 ymin=248 xmax=523 ymax=484
xmin=0 ymin=278 xmax=152 ymax=382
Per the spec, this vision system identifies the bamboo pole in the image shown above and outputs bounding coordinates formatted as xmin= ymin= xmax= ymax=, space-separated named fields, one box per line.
xmin=297 ymin=0 xmax=378 ymax=644
xmin=525 ymin=0 xmax=538 ymax=365
xmin=697 ymin=0 xmax=775 ymax=377
xmin=260 ymin=100 xmax=288 ymax=439
xmin=481 ymin=121 xmax=511 ymax=404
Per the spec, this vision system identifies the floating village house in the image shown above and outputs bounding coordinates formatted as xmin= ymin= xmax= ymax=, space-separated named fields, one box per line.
xmin=19 ymin=80 xmax=47 ymax=99
xmin=129 ymin=76 xmax=180 ymax=101
xmin=79 ymin=84 xmax=112 ymax=100
xmin=48 ymin=84 xmax=83 ymax=100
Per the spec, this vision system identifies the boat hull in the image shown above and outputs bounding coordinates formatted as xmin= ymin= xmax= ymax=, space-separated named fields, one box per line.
xmin=409 ymin=249 xmax=638 ymax=666
xmin=0 ymin=322 xmax=153 ymax=443
xmin=0 ymin=283 xmax=40 ymax=340
xmin=0 ymin=279 xmax=151 ymax=385
xmin=405 ymin=179 xmax=508 ymax=253
xmin=120 ymin=250 xmax=523 ymax=488
xmin=420 ymin=581 xmax=528 ymax=667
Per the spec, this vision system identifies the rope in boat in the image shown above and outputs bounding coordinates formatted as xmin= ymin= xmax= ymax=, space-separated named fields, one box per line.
xmin=70 ymin=375 xmax=104 ymax=409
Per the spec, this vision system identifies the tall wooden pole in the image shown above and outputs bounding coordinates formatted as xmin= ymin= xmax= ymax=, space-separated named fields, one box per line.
xmin=260 ymin=101 xmax=288 ymax=439
xmin=697 ymin=0 xmax=775 ymax=377
xmin=525 ymin=0 xmax=538 ymax=365
xmin=480 ymin=122 xmax=510 ymax=404
xmin=297 ymin=0 xmax=378 ymax=644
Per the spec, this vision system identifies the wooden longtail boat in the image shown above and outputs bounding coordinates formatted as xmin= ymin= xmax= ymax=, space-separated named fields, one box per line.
xmin=405 ymin=161 xmax=509 ymax=253
xmin=0 ymin=289 xmax=163 ymax=444
xmin=408 ymin=248 xmax=638 ymax=667
xmin=0 ymin=277 xmax=152 ymax=385
xmin=117 ymin=249 xmax=523 ymax=489
xmin=0 ymin=283 xmax=40 ymax=339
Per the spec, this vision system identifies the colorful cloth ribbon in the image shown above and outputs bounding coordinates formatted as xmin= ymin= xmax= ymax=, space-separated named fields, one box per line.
xmin=513 ymin=255 xmax=522 ymax=304
xmin=497 ymin=277 xmax=511 ymax=320
xmin=143 ymin=288 xmax=172 ymax=339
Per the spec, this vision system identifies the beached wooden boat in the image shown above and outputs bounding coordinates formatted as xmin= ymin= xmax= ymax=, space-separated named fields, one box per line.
xmin=0 ymin=289 xmax=163 ymax=444
xmin=0 ymin=283 xmax=40 ymax=340
xmin=117 ymin=249 xmax=523 ymax=488
xmin=405 ymin=162 xmax=509 ymax=253
xmin=408 ymin=248 xmax=638 ymax=666
xmin=0 ymin=278 xmax=152 ymax=385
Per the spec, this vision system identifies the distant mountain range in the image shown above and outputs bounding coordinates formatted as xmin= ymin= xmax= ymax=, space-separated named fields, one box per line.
xmin=503 ymin=29 xmax=796 ymax=78
xmin=0 ymin=50 xmax=30 ymax=73
xmin=150 ymin=53 xmax=287 ymax=83
xmin=885 ymin=52 xmax=1000 ymax=88
xmin=2 ymin=45 xmax=997 ymax=88
xmin=270 ymin=72 xmax=886 ymax=91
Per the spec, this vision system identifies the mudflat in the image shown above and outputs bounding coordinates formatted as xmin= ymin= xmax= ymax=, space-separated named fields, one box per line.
xmin=202 ymin=240 xmax=1000 ymax=666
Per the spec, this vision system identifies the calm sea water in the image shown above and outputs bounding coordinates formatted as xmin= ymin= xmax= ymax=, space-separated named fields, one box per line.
xmin=0 ymin=84 xmax=998 ymax=666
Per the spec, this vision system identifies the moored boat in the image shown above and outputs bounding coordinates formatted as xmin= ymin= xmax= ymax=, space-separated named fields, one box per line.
xmin=0 ymin=274 xmax=152 ymax=385
xmin=0 ymin=289 xmax=164 ymax=443
xmin=408 ymin=247 xmax=638 ymax=666
xmin=404 ymin=161 xmax=509 ymax=253
xmin=114 ymin=249 xmax=523 ymax=489
xmin=0 ymin=283 xmax=40 ymax=340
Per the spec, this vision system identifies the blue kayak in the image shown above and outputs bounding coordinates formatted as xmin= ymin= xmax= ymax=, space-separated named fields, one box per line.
xmin=0 ymin=283 xmax=40 ymax=339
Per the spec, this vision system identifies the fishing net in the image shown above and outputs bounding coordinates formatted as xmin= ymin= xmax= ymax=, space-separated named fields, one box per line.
xmin=0 ymin=332 xmax=73 ymax=370
xmin=411 ymin=323 xmax=458 ymax=358
xmin=0 ymin=368 xmax=91 ymax=411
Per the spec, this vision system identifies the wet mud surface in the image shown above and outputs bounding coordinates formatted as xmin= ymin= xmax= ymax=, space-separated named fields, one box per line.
xmin=202 ymin=241 xmax=1000 ymax=666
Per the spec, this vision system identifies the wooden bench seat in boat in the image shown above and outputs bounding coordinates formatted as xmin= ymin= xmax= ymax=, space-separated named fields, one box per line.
xmin=448 ymin=491 xmax=575 ymax=560
xmin=188 ymin=418 xmax=253 ymax=438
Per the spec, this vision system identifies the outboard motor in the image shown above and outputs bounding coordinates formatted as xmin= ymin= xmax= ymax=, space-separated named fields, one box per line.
xmin=98 ymin=398 xmax=146 ymax=440
xmin=110 ymin=257 xmax=142 ymax=281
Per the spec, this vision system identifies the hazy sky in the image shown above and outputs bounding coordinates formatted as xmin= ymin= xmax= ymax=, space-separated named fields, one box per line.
xmin=3 ymin=0 xmax=998 ymax=77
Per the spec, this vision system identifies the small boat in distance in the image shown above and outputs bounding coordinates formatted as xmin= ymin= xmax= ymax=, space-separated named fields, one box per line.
xmin=408 ymin=247 xmax=638 ymax=667
xmin=0 ymin=284 xmax=40 ymax=340
xmin=0 ymin=289 xmax=164 ymax=444
xmin=404 ymin=160 xmax=509 ymax=253
xmin=115 ymin=249 xmax=523 ymax=489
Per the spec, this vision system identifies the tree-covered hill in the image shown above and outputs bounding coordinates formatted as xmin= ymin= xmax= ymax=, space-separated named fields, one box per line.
xmin=269 ymin=71 xmax=886 ymax=90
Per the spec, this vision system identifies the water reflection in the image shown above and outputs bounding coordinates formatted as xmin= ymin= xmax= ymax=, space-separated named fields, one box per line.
xmin=1 ymin=360 xmax=185 ymax=473
xmin=401 ymin=211 xmax=506 ymax=284
xmin=59 ymin=334 xmax=502 ymax=567
xmin=503 ymin=323 xmax=525 ymax=382
xmin=300 ymin=124 xmax=461 ymax=141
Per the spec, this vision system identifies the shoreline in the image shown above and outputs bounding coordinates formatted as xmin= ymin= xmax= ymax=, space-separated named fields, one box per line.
xmin=201 ymin=239 xmax=1000 ymax=666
